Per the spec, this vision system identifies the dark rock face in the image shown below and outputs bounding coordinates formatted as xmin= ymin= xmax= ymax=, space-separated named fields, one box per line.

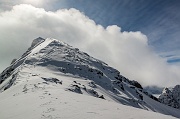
xmin=11 ymin=59 xmax=17 ymax=65
xmin=31 ymin=37 xmax=45 ymax=48
xmin=129 ymin=80 xmax=143 ymax=89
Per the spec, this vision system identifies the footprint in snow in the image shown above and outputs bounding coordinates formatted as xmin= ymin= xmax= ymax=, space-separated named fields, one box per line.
xmin=43 ymin=108 xmax=55 ymax=113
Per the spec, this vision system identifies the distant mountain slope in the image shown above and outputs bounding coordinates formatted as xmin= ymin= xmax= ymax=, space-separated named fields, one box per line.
xmin=159 ymin=85 xmax=180 ymax=109
xmin=0 ymin=37 xmax=180 ymax=119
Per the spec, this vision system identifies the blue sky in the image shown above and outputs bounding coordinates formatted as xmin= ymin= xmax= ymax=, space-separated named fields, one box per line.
xmin=50 ymin=0 xmax=180 ymax=54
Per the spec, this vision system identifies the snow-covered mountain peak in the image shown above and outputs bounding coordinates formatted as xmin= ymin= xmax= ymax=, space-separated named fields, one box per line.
xmin=158 ymin=85 xmax=180 ymax=109
xmin=162 ymin=87 xmax=172 ymax=94
xmin=0 ymin=37 xmax=180 ymax=119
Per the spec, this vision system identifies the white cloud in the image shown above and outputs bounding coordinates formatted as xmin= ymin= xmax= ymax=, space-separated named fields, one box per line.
xmin=0 ymin=0 xmax=58 ymax=11
xmin=0 ymin=4 xmax=180 ymax=87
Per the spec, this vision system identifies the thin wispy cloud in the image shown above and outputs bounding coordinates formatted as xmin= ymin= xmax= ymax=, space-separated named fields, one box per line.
xmin=0 ymin=4 xmax=180 ymax=87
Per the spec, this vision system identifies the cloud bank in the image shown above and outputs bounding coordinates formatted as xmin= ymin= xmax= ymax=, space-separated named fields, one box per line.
xmin=0 ymin=4 xmax=180 ymax=87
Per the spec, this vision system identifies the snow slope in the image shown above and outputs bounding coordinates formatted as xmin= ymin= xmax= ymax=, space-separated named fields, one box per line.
xmin=0 ymin=37 xmax=179 ymax=119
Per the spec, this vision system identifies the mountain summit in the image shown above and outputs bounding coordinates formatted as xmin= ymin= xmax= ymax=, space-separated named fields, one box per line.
xmin=0 ymin=38 xmax=179 ymax=119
